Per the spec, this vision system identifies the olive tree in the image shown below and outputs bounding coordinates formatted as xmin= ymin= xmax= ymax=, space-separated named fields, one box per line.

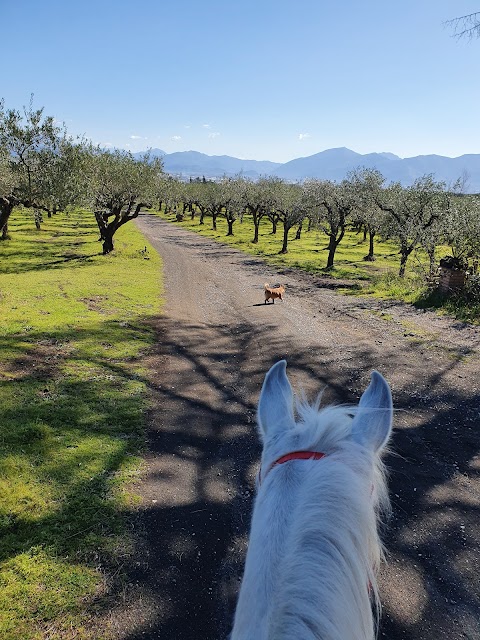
xmin=444 ymin=195 xmax=480 ymax=272
xmin=270 ymin=181 xmax=304 ymax=254
xmin=0 ymin=97 xmax=62 ymax=236
xmin=376 ymin=175 xmax=449 ymax=277
xmin=348 ymin=167 xmax=388 ymax=262
xmin=89 ymin=149 xmax=163 ymax=254
xmin=194 ymin=181 xmax=225 ymax=230
xmin=217 ymin=176 xmax=244 ymax=236
xmin=304 ymin=178 xmax=359 ymax=269
xmin=246 ymin=177 xmax=286 ymax=243
xmin=37 ymin=136 xmax=92 ymax=217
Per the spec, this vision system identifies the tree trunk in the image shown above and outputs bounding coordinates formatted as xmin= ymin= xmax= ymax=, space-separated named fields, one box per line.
xmin=252 ymin=221 xmax=259 ymax=244
xmin=102 ymin=229 xmax=115 ymax=254
xmin=364 ymin=231 xmax=376 ymax=261
xmin=326 ymin=235 xmax=337 ymax=269
xmin=34 ymin=210 xmax=42 ymax=230
xmin=226 ymin=219 xmax=234 ymax=236
xmin=295 ymin=219 xmax=303 ymax=240
xmin=95 ymin=211 xmax=108 ymax=241
xmin=279 ymin=224 xmax=289 ymax=254
xmin=0 ymin=199 xmax=14 ymax=239
xmin=398 ymin=247 xmax=412 ymax=278
xmin=427 ymin=246 xmax=436 ymax=276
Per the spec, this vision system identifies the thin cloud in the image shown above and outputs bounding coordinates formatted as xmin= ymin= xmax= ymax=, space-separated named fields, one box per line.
xmin=208 ymin=132 xmax=220 ymax=139
xmin=171 ymin=135 xmax=182 ymax=141
xmin=130 ymin=135 xmax=147 ymax=140
xmin=298 ymin=133 xmax=311 ymax=140
xmin=202 ymin=124 xmax=211 ymax=129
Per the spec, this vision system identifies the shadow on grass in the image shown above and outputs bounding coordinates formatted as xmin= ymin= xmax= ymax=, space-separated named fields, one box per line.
xmin=415 ymin=288 xmax=480 ymax=326
xmin=0 ymin=319 xmax=155 ymax=573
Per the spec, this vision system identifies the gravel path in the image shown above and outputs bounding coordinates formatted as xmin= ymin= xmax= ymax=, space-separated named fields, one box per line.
xmin=112 ymin=214 xmax=480 ymax=640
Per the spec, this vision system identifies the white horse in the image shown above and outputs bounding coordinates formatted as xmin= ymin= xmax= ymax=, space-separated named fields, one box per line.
xmin=231 ymin=360 xmax=393 ymax=640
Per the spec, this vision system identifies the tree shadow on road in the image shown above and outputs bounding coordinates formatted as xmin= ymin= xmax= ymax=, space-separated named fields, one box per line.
xmin=112 ymin=314 xmax=480 ymax=640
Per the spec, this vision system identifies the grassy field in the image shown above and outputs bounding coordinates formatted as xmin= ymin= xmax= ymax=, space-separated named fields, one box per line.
xmin=158 ymin=209 xmax=479 ymax=323
xmin=159 ymin=209 xmax=404 ymax=280
xmin=0 ymin=209 xmax=162 ymax=639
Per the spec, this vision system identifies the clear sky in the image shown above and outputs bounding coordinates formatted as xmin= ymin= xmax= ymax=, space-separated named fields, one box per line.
xmin=1 ymin=0 xmax=479 ymax=163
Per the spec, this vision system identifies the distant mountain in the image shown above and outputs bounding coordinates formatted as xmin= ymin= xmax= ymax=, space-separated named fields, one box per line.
xmin=134 ymin=148 xmax=281 ymax=179
xmin=134 ymin=147 xmax=480 ymax=192
xmin=272 ymin=147 xmax=396 ymax=180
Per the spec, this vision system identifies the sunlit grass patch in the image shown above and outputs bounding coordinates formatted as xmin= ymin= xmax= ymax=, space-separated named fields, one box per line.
xmin=0 ymin=208 xmax=162 ymax=638
xmin=157 ymin=209 xmax=401 ymax=278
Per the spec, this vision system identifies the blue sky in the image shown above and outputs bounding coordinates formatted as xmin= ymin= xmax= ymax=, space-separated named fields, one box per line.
xmin=1 ymin=0 xmax=480 ymax=163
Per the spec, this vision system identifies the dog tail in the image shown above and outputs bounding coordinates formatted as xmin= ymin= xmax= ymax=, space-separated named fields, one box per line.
xmin=264 ymin=283 xmax=270 ymax=290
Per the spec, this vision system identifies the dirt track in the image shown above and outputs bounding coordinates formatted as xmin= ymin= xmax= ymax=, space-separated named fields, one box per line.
xmin=112 ymin=214 xmax=480 ymax=639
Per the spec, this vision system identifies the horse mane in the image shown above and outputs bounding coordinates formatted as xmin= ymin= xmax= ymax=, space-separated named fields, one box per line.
xmin=234 ymin=405 xmax=391 ymax=639
xmin=256 ymin=400 xmax=389 ymax=638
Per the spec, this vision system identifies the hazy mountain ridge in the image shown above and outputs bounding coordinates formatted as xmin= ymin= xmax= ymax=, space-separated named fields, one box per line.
xmin=134 ymin=147 xmax=480 ymax=192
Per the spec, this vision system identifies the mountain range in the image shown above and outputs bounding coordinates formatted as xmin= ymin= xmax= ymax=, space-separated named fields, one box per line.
xmin=134 ymin=147 xmax=480 ymax=193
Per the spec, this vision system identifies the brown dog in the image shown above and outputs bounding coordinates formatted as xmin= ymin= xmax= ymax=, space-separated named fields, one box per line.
xmin=264 ymin=283 xmax=285 ymax=304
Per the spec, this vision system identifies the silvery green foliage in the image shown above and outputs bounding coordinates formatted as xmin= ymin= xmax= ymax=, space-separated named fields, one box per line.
xmin=0 ymin=147 xmax=15 ymax=198
xmin=303 ymin=177 xmax=361 ymax=267
xmin=0 ymin=97 xmax=61 ymax=208
xmin=444 ymin=195 xmax=480 ymax=267
xmin=376 ymin=174 xmax=449 ymax=277
xmin=89 ymin=149 xmax=162 ymax=213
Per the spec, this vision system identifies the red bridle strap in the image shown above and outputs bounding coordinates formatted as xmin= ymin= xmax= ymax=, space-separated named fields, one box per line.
xmin=258 ymin=450 xmax=326 ymax=485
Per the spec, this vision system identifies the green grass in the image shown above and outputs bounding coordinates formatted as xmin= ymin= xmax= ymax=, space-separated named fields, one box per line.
xmin=160 ymin=209 xmax=479 ymax=324
xmin=0 ymin=209 xmax=162 ymax=639
xmin=160 ymin=210 xmax=400 ymax=279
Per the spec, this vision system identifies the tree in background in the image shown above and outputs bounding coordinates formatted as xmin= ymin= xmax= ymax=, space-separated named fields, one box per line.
xmin=304 ymin=178 xmax=359 ymax=269
xmin=270 ymin=181 xmax=304 ymax=254
xmin=348 ymin=168 xmax=388 ymax=262
xmin=444 ymin=195 xmax=480 ymax=273
xmin=37 ymin=135 xmax=92 ymax=217
xmin=376 ymin=175 xmax=449 ymax=277
xmin=241 ymin=176 xmax=277 ymax=244
xmin=0 ymin=97 xmax=62 ymax=237
xmin=218 ymin=176 xmax=244 ymax=236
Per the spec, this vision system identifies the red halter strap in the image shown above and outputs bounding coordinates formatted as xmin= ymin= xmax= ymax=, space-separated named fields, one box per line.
xmin=258 ymin=450 xmax=326 ymax=485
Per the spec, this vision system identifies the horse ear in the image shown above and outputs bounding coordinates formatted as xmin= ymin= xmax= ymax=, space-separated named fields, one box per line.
xmin=257 ymin=360 xmax=295 ymax=440
xmin=351 ymin=371 xmax=393 ymax=452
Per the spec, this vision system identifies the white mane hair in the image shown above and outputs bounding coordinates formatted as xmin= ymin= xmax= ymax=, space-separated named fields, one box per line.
xmin=231 ymin=361 xmax=393 ymax=640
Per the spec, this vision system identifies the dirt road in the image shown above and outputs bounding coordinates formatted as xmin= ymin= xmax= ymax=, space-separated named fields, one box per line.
xmin=113 ymin=214 xmax=480 ymax=639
